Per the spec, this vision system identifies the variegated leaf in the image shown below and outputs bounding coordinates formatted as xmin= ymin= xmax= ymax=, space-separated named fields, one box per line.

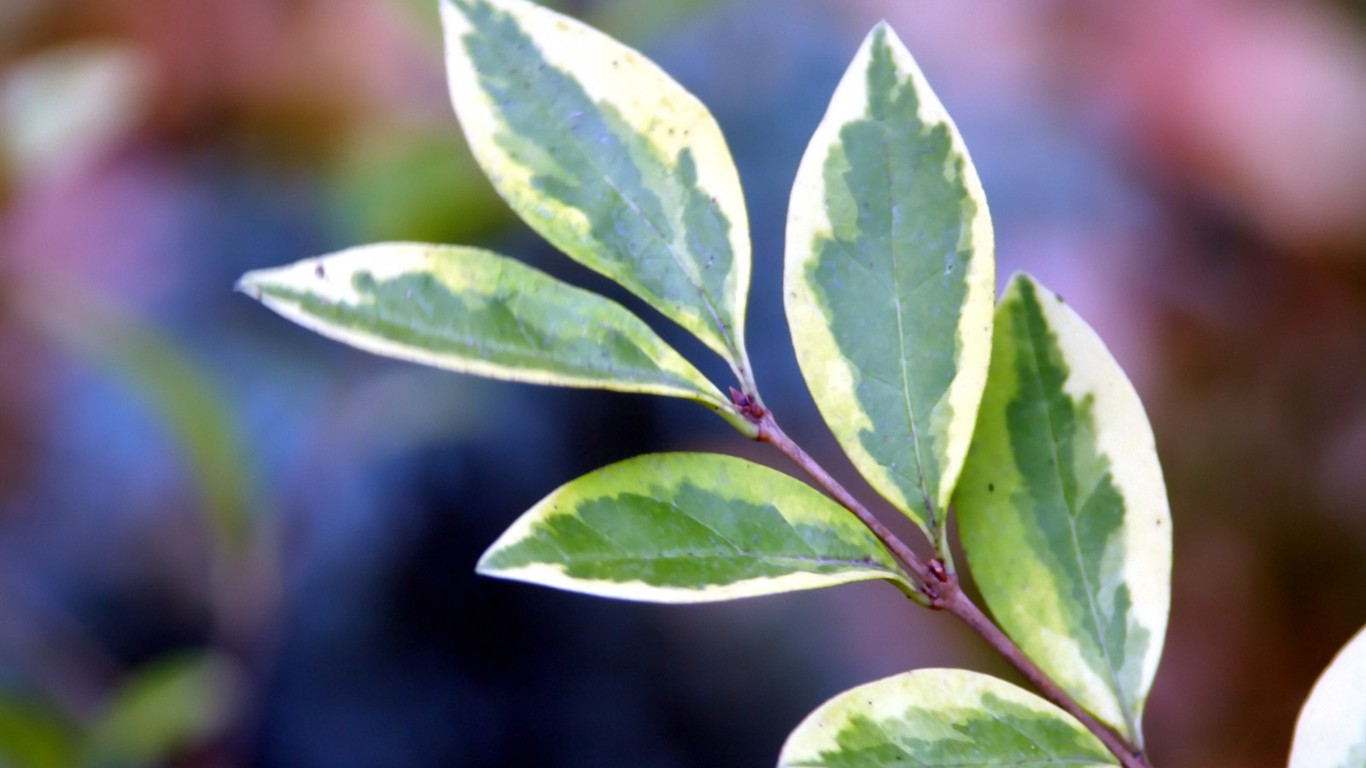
xmin=954 ymin=274 xmax=1171 ymax=747
xmin=237 ymin=243 xmax=726 ymax=408
xmin=785 ymin=23 xmax=994 ymax=540
xmin=778 ymin=668 xmax=1118 ymax=768
xmin=478 ymin=453 xmax=910 ymax=602
xmin=1290 ymin=624 xmax=1366 ymax=768
xmin=439 ymin=0 xmax=754 ymax=382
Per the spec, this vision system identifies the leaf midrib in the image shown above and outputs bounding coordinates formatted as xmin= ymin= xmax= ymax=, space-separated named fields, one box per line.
xmin=879 ymin=119 xmax=938 ymax=532
xmin=1019 ymin=302 xmax=1137 ymax=741
xmin=536 ymin=551 xmax=900 ymax=574
xmin=267 ymin=288 xmax=707 ymax=396
xmin=469 ymin=20 xmax=741 ymax=368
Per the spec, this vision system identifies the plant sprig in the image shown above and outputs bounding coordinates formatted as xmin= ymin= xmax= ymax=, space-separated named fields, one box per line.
xmin=239 ymin=1 xmax=1176 ymax=765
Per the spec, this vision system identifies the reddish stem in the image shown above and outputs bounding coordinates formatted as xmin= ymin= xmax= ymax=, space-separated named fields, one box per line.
xmin=757 ymin=415 xmax=936 ymax=594
xmin=751 ymin=409 xmax=1152 ymax=768
xmin=942 ymin=588 xmax=1152 ymax=768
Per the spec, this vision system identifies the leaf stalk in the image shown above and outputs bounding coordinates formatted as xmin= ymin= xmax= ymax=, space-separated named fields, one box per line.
xmin=942 ymin=589 xmax=1152 ymax=768
xmin=751 ymin=406 xmax=1153 ymax=768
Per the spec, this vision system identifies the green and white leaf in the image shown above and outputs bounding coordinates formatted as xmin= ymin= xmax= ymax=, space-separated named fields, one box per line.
xmin=1290 ymin=624 xmax=1366 ymax=768
xmin=954 ymin=273 xmax=1171 ymax=747
xmin=478 ymin=452 xmax=909 ymax=602
xmin=440 ymin=0 xmax=754 ymax=380
xmin=237 ymin=243 xmax=725 ymax=407
xmin=785 ymin=23 xmax=994 ymax=539
xmin=778 ymin=668 xmax=1118 ymax=768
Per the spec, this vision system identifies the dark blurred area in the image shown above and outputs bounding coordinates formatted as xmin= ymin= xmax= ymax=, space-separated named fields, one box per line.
xmin=1 ymin=0 xmax=1363 ymax=766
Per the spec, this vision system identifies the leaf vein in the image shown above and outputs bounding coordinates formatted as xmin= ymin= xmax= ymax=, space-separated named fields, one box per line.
xmin=473 ymin=26 xmax=740 ymax=367
xmin=878 ymin=122 xmax=937 ymax=530
xmin=1018 ymin=305 xmax=1135 ymax=738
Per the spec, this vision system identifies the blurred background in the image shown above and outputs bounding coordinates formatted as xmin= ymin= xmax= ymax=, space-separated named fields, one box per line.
xmin=1 ymin=0 xmax=1364 ymax=766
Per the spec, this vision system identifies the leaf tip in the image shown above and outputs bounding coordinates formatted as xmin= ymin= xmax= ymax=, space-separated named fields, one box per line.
xmin=473 ymin=540 xmax=505 ymax=577
xmin=863 ymin=19 xmax=910 ymax=58
xmin=233 ymin=271 xmax=264 ymax=301
xmin=1002 ymin=271 xmax=1047 ymax=305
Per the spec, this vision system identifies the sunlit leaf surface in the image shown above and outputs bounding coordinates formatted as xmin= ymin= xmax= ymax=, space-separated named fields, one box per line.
xmin=785 ymin=23 xmax=993 ymax=539
xmin=1290 ymin=624 xmax=1366 ymax=768
xmin=955 ymin=274 xmax=1171 ymax=746
xmin=479 ymin=453 xmax=910 ymax=602
xmin=779 ymin=668 xmax=1118 ymax=768
xmin=440 ymin=0 xmax=753 ymax=378
xmin=238 ymin=243 xmax=725 ymax=406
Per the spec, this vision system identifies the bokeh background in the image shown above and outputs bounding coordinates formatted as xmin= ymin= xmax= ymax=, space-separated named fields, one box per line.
xmin=1 ymin=0 xmax=1364 ymax=766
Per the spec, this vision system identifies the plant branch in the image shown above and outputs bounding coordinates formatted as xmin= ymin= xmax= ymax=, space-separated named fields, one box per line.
xmin=751 ymin=409 xmax=1152 ymax=768
xmin=756 ymin=414 xmax=935 ymax=596
xmin=942 ymin=589 xmax=1152 ymax=768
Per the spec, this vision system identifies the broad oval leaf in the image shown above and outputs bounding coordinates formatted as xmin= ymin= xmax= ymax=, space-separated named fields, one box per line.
xmin=785 ymin=23 xmax=994 ymax=540
xmin=478 ymin=452 xmax=909 ymax=602
xmin=778 ymin=668 xmax=1118 ymax=768
xmin=1289 ymin=624 xmax=1366 ymax=768
xmin=439 ymin=0 xmax=754 ymax=380
xmin=954 ymin=273 xmax=1171 ymax=747
xmin=237 ymin=243 xmax=725 ymax=407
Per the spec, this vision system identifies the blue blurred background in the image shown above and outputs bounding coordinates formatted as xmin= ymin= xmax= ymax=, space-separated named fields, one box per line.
xmin=1 ymin=1 xmax=1364 ymax=766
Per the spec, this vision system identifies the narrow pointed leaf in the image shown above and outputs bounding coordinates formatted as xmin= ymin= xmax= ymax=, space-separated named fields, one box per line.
xmin=478 ymin=453 xmax=909 ymax=602
xmin=440 ymin=0 xmax=753 ymax=378
xmin=237 ymin=243 xmax=725 ymax=406
xmin=954 ymin=274 xmax=1171 ymax=746
xmin=778 ymin=669 xmax=1118 ymax=768
xmin=785 ymin=23 xmax=994 ymax=538
xmin=1289 ymin=624 xmax=1366 ymax=768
